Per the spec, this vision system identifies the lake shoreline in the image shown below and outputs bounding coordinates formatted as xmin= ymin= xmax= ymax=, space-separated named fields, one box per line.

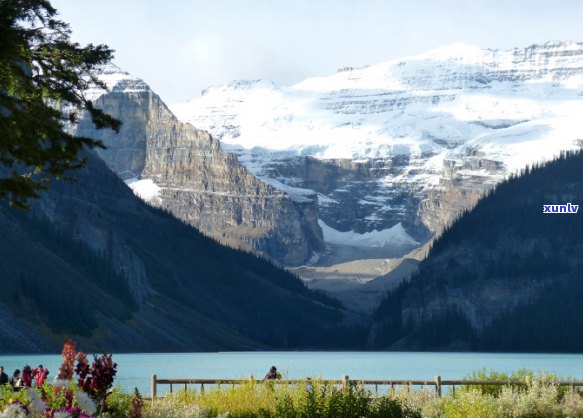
xmin=1 ymin=351 xmax=582 ymax=395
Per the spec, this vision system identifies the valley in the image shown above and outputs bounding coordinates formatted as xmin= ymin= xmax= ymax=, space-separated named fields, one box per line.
xmin=67 ymin=42 xmax=583 ymax=316
xmin=170 ymin=41 xmax=583 ymax=307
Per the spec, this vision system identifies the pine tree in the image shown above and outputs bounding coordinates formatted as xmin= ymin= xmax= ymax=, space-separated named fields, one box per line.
xmin=0 ymin=0 xmax=120 ymax=208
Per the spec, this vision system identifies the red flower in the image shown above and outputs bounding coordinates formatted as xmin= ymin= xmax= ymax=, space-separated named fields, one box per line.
xmin=57 ymin=339 xmax=77 ymax=380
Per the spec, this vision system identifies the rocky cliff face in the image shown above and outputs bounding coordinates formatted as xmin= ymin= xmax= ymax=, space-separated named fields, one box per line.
xmin=172 ymin=41 xmax=583 ymax=265
xmin=75 ymin=65 xmax=323 ymax=265
xmin=140 ymin=121 xmax=323 ymax=265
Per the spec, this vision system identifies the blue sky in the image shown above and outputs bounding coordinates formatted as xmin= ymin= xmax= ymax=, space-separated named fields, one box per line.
xmin=52 ymin=0 xmax=583 ymax=104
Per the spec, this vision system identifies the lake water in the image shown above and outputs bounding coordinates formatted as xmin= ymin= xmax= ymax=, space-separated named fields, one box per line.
xmin=1 ymin=351 xmax=582 ymax=396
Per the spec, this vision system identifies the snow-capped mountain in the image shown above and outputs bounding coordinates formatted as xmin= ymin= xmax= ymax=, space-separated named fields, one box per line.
xmin=172 ymin=41 xmax=583 ymax=264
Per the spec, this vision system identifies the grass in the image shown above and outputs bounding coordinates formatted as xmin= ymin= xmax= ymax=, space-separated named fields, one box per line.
xmin=143 ymin=372 xmax=583 ymax=418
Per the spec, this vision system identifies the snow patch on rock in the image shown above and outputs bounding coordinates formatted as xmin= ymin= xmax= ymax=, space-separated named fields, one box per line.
xmin=126 ymin=178 xmax=162 ymax=202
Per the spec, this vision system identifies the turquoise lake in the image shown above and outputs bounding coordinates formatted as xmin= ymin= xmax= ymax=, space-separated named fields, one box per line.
xmin=1 ymin=351 xmax=582 ymax=396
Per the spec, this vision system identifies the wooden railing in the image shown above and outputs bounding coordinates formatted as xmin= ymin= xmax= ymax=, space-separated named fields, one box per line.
xmin=150 ymin=375 xmax=583 ymax=399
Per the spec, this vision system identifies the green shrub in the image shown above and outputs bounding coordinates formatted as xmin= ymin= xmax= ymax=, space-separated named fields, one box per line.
xmin=393 ymin=386 xmax=442 ymax=418
xmin=370 ymin=396 xmax=413 ymax=418
xmin=180 ymin=379 xmax=278 ymax=417
xmin=444 ymin=391 xmax=499 ymax=418
xmin=560 ymin=389 xmax=583 ymax=417
xmin=141 ymin=370 xmax=583 ymax=418
xmin=461 ymin=368 xmax=564 ymax=397
xmin=496 ymin=378 xmax=563 ymax=418
xmin=149 ymin=379 xmax=410 ymax=418
xmin=100 ymin=387 xmax=139 ymax=418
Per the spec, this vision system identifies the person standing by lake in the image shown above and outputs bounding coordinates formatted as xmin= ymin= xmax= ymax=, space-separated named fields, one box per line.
xmin=264 ymin=366 xmax=282 ymax=380
xmin=11 ymin=369 xmax=22 ymax=390
xmin=21 ymin=365 xmax=32 ymax=387
xmin=33 ymin=365 xmax=49 ymax=387
xmin=0 ymin=366 xmax=8 ymax=385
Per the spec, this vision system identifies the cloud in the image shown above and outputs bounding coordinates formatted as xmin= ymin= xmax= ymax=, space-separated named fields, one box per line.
xmin=180 ymin=33 xmax=223 ymax=67
xmin=175 ymin=32 xmax=307 ymax=96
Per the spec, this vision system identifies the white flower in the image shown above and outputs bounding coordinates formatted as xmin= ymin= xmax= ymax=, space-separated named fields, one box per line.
xmin=0 ymin=403 xmax=27 ymax=418
xmin=53 ymin=379 xmax=71 ymax=388
xmin=23 ymin=388 xmax=47 ymax=416
xmin=52 ymin=412 xmax=72 ymax=418
xmin=75 ymin=391 xmax=97 ymax=416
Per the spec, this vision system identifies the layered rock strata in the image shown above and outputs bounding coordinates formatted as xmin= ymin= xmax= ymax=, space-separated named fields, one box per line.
xmin=75 ymin=65 xmax=323 ymax=265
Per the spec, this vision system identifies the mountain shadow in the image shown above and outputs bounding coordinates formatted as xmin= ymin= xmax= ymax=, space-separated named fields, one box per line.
xmin=0 ymin=151 xmax=367 ymax=353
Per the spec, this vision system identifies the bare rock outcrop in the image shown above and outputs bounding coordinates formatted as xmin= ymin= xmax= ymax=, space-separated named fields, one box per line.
xmin=75 ymin=66 xmax=323 ymax=265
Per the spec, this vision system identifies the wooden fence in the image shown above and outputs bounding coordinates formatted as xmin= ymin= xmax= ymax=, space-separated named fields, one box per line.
xmin=150 ymin=375 xmax=583 ymax=399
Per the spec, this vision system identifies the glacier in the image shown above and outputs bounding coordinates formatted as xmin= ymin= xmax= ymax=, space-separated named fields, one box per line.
xmin=172 ymin=41 xmax=583 ymax=249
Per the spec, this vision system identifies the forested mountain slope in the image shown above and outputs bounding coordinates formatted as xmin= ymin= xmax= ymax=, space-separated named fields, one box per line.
xmin=371 ymin=150 xmax=583 ymax=351
xmin=0 ymin=151 xmax=357 ymax=353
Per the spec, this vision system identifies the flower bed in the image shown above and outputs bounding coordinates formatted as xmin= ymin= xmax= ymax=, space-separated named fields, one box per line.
xmin=0 ymin=340 xmax=142 ymax=418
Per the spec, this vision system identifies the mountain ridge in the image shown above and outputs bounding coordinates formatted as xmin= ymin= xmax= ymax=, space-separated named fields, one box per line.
xmin=171 ymin=42 xmax=583 ymax=232
xmin=171 ymin=40 xmax=583 ymax=295
xmin=74 ymin=64 xmax=324 ymax=266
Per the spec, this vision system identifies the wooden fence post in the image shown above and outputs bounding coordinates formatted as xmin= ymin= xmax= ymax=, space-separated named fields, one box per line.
xmin=151 ymin=374 xmax=157 ymax=400
xmin=435 ymin=375 xmax=442 ymax=397
xmin=342 ymin=375 xmax=350 ymax=391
